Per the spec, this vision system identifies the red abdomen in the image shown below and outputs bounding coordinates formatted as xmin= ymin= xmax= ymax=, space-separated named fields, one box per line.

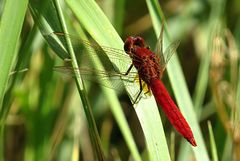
xmin=150 ymin=79 xmax=197 ymax=146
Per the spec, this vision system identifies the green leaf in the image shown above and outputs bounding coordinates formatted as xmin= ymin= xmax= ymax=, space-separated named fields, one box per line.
xmin=0 ymin=0 xmax=28 ymax=160
xmin=208 ymin=121 xmax=219 ymax=161
xmin=53 ymin=0 xmax=106 ymax=160
xmin=0 ymin=0 xmax=28 ymax=114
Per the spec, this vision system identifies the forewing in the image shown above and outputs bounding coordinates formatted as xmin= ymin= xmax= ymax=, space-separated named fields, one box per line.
xmin=45 ymin=32 xmax=132 ymax=71
xmin=46 ymin=32 xmax=151 ymax=102
xmin=155 ymin=21 xmax=164 ymax=57
xmin=153 ymin=20 xmax=180 ymax=71
xmin=159 ymin=41 xmax=180 ymax=71
xmin=54 ymin=66 xmax=143 ymax=102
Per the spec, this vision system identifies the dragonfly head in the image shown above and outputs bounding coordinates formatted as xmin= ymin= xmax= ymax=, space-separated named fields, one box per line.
xmin=124 ymin=36 xmax=145 ymax=54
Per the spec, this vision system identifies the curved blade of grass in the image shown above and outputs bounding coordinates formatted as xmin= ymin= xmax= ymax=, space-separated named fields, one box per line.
xmin=29 ymin=0 xmax=63 ymax=34
xmin=193 ymin=0 xmax=226 ymax=116
xmin=0 ymin=0 xmax=28 ymax=116
xmin=0 ymin=0 xmax=28 ymax=160
xmin=146 ymin=0 xmax=210 ymax=160
xmin=66 ymin=0 xmax=170 ymax=160
xmin=180 ymin=0 xmax=226 ymax=160
xmin=177 ymin=0 xmax=226 ymax=159
xmin=54 ymin=1 xmax=106 ymax=161
xmin=53 ymin=0 xmax=106 ymax=160
xmin=208 ymin=121 xmax=219 ymax=161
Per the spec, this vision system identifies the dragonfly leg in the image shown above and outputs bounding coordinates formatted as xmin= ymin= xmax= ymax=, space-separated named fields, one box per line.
xmin=133 ymin=77 xmax=143 ymax=104
xmin=144 ymin=84 xmax=151 ymax=95
xmin=64 ymin=58 xmax=72 ymax=62
xmin=124 ymin=64 xmax=133 ymax=76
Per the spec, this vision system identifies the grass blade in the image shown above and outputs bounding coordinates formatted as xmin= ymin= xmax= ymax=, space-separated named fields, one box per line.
xmin=0 ymin=0 xmax=28 ymax=115
xmin=208 ymin=121 xmax=219 ymax=161
xmin=53 ymin=0 xmax=106 ymax=160
xmin=0 ymin=0 xmax=28 ymax=160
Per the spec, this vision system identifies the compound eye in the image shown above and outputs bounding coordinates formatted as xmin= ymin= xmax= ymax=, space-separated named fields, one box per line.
xmin=124 ymin=43 xmax=134 ymax=54
xmin=134 ymin=37 xmax=145 ymax=47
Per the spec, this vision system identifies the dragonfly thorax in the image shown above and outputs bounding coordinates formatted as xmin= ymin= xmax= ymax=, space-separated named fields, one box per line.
xmin=132 ymin=48 xmax=162 ymax=84
xmin=124 ymin=36 xmax=162 ymax=84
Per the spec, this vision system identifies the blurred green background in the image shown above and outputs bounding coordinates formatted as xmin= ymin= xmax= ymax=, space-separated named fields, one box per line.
xmin=0 ymin=0 xmax=240 ymax=161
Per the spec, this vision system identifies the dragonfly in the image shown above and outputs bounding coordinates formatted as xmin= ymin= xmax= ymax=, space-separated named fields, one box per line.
xmin=46 ymin=24 xmax=197 ymax=147
xmin=124 ymin=31 xmax=197 ymax=147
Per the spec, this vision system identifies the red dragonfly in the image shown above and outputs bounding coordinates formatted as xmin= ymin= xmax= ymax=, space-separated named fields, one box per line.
xmin=47 ymin=25 xmax=196 ymax=147
xmin=124 ymin=35 xmax=197 ymax=147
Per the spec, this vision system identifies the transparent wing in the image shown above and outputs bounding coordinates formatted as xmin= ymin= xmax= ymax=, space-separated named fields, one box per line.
xmin=157 ymin=41 xmax=180 ymax=71
xmin=154 ymin=20 xmax=180 ymax=71
xmin=155 ymin=21 xmax=164 ymax=58
xmin=45 ymin=32 xmax=153 ymax=102
xmin=162 ymin=41 xmax=180 ymax=66
xmin=54 ymin=66 xmax=146 ymax=102
xmin=44 ymin=32 xmax=135 ymax=68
